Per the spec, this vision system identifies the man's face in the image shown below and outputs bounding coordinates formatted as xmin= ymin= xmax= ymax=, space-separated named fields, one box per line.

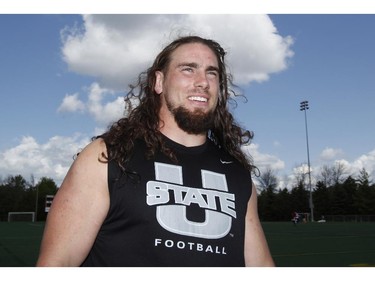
xmin=155 ymin=42 xmax=220 ymax=134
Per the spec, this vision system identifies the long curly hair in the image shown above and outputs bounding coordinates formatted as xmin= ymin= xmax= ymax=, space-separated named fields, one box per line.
xmin=99 ymin=35 xmax=254 ymax=172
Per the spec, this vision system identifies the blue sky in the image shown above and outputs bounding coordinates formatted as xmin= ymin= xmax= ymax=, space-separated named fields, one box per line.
xmin=238 ymin=15 xmax=375 ymax=181
xmin=1 ymin=13 xmax=375 ymax=187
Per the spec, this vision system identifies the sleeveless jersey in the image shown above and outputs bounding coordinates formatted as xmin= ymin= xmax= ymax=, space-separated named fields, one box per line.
xmin=81 ymin=135 xmax=252 ymax=266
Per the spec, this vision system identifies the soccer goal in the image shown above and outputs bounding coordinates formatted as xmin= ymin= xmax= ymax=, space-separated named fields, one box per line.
xmin=8 ymin=212 xmax=36 ymax=222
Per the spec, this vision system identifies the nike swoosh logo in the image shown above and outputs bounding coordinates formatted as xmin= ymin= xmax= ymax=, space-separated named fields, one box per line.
xmin=220 ymin=159 xmax=233 ymax=164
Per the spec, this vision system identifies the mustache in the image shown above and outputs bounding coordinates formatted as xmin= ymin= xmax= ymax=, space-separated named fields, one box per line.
xmin=188 ymin=88 xmax=209 ymax=95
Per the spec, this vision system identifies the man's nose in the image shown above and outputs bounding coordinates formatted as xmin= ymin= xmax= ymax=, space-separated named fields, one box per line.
xmin=194 ymin=71 xmax=209 ymax=90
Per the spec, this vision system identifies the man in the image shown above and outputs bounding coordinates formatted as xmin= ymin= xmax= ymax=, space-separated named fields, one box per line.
xmin=37 ymin=35 xmax=275 ymax=267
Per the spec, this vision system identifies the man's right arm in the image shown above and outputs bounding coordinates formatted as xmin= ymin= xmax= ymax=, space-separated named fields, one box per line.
xmin=36 ymin=138 xmax=110 ymax=266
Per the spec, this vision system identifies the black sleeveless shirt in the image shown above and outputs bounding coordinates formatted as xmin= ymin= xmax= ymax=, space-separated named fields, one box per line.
xmin=81 ymin=136 xmax=252 ymax=266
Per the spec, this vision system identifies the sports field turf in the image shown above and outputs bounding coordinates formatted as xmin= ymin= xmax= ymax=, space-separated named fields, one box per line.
xmin=263 ymin=222 xmax=375 ymax=267
xmin=0 ymin=222 xmax=44 ymax=267
xmin=0 ymin=221 xmax=374 ymax=267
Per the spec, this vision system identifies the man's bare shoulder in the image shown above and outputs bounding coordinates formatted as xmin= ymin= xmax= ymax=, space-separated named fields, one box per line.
xmin=75 ymin=138 xmax=107 ymax=164
xmin=61 ymin=137 xmax=108 ymax=189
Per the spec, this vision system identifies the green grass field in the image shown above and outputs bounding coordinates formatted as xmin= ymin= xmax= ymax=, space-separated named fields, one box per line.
xmin=1 ymin=221 xmax=375 ymax=267
xmin=0 ymin=222 xmax=44 ymax=267
xmin=263 ymin=222 xmax=375 ymax=267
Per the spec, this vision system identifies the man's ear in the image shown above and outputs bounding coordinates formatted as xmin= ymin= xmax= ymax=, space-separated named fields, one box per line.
xmin=154 ymin=71 xmax=164 ymax=95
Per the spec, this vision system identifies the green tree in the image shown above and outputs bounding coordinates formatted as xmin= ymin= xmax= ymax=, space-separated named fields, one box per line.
xmin=290 ymin=180 xmax=309 ymax=214
xmin=274 ymin=187 xmax=293 ymax=221
xmin=256 ymin=167 xmax=278 ymax=192
xmin=256 ymin=167 xmax=279 ymax=221
xmin=34 ymin=177 xmax=58 ymax=221
xmin=329 ymin=176 xmax=356 ymax=215
xmin=258 ymin=187 xmax=277 ymax=221
xmin=354 ymin=168 xmax=375 ymax=215
xmin=312 ymin=181 xmax=332 ymax=220
xmin=0 ymin=175 xmax=29 ymax=220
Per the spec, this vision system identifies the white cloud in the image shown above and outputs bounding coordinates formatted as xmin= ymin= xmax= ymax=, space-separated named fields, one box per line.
xmin=347 ymin=149 xmax=375 ymax=179
xmin=57 ymin=93 xmax=85 ymax=113
xmin=242 ymin=143 xmax=285 ymax=172
xmin=187 ymin=14 xmax=294 ymax=84
xmin=320 ymin=147 xmax=344 ymax=161
xmin=293 ymin=163 xmax=313 ymax=176
xmin=315 ymin=147 xmax=375 ymax=181
xmin=61 ymin=14 xmax=294 ymax=90
xmin=57 ymin=82 xmax=125 ymax=128
xmin=314 ymin=146 xmax=375 ymax=184
xmin=86 ymin=82 xmax=125 ymax=126
xmin=0 ymin=135 xmax=90 ymax=185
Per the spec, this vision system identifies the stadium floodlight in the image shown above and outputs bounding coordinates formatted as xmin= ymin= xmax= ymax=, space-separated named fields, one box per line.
xmin=300 ymin=100 xmax=314 ymax=222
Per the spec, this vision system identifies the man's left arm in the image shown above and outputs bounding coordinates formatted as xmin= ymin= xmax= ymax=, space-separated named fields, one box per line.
xmin=244 ymin=183 xmax=275 ymax=266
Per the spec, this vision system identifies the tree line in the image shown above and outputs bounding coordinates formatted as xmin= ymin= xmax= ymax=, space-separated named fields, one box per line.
xmin=256 ymin=165 xmax=375 ymax=222
xmin=1 ymin=163 xmax=374 ymax=222
xmin=0 ymin=175 xmax=58 ymax=221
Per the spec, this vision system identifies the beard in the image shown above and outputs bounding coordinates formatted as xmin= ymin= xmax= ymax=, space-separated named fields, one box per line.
xmin=166 ymin=100 xmax=215 ymax=135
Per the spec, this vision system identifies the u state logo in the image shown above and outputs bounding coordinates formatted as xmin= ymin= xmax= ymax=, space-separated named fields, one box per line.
xmin=146 ymin=162 xmax=236 ymax=239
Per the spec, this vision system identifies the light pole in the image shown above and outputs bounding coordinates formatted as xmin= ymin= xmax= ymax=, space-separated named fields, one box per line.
xmin=300 ymin=100 xmax=314 ymax=222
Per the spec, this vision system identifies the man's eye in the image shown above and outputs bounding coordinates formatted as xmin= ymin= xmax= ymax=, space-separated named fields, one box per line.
xmin=182 ymin=67 xmax=193 ymax=72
